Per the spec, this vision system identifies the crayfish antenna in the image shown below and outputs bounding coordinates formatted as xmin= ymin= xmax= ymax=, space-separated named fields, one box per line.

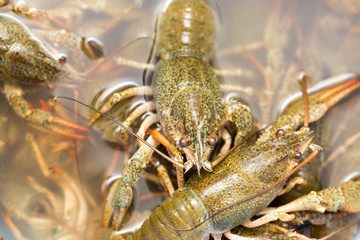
xmin=318 ymin=219 xmax=360 ymax=240
xmin=298 ymin=71 xmax=310 ymax=128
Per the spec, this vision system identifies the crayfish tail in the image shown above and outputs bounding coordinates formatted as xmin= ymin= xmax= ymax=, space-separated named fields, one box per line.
xmin=130 ymin=188 xmax=209 ymax=240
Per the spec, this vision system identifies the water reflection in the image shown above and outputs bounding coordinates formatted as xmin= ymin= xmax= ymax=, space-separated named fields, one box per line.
xmin=0 ymin=0 xmax=359 ymax=239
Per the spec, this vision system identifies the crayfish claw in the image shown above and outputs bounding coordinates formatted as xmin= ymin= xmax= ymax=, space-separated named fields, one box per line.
xmin=103 ymin=178 xmax=133 ymax=230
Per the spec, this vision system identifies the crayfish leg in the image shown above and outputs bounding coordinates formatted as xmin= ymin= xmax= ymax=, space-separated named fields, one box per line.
xmin=225 ymin=224 xmax=313 ymax=240
xmin=103 ymin=136 xmax=176 ymax=230
xmin=278 ymin=176 xmax=307 ymax=195
xmin=115 ymin=101 xmax=156 ymax=144
xmin=242 ymin=212 xmax=295 ymax=228
xmin=88 ymin=86 xmax=152 ymax=125
xmin=4 ymin=83 xmax=87 ymax=139
xmin=259 ymin=179 xmax=360 ymax=218
xmin=146 ymin=129 xmax=185 ymax=188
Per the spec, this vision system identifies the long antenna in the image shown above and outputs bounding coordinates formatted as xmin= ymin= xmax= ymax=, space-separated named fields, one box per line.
xmin=319 ymin=218 xmax=360 ymax=240
xmin=55 ymin=96 xmax=184 ymax=168
xmin=298 ymin=71 xmax=310 ymax=128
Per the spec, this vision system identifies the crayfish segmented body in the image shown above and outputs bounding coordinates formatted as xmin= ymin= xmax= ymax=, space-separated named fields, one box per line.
xmin=153 ymin=0 xmax=252 ymax=172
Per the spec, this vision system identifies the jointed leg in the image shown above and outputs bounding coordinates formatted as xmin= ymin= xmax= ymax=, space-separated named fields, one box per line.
xmin=146 ymin=129 xmax=185 ymax=188
xmin=88 ymin=86 xmax=152 ymax=125
xmin=217 ymin=127 xmax=232 ymax=158
xmin=115 ymin=101 xmax=156 ymax=144
xmin=221 ymin=98 xmax=253 ymax=145
xmin=137 ymin=114 xmax=159 ymax=147
xmin=103 ymin=136 xmax=160 ymax=230
xmin=4 ymin=83 xmax=87 ymax=139
xmin=278 ymin=176 xmax=307 ymax=195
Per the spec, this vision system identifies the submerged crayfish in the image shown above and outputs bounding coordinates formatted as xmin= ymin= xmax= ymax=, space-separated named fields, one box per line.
xmin=91 ymin=0 xmax=253 ymax=171
xmin=95 ymin=0 xmax=360 ymax=237
xmin=0 ymin=13 xmax=87 ymax=139
xmin=1 ymin=133 xmax=89 ymax=239
xmin=96 ymin=0 xmax=255 ymax=229
xmin=106 ymin=75 xmax=360 ymax=240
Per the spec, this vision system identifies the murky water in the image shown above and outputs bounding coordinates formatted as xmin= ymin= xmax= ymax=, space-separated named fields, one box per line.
xmin=0 ymin=0 xmax=359 ymax=239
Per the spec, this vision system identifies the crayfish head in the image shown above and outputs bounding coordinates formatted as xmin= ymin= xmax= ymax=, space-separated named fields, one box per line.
xmin=5 ymin=39 xmax=63 ymax=83
xmin=5 ymin=39 xmax=81 ymax=84
xmin=181 ymin=102 xmax=218 ymax=174
xmin=275 ymin=127 xmax=316 ymax=163
xmin=292 ymin=127 xmax=316 ymax=158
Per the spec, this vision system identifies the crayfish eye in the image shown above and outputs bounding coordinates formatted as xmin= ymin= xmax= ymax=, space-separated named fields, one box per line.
xmin=58 ymin=54 xmax=67 ymax=65
xmin=207 ymin=137 xmax=217 ymax=146
xmin=276 ymin=129 xmax=286 ymax=137
xmin=179 ymin=136 xmax=190 ymax=147
xmin=292 ymin=150 xmax=302 ymax=160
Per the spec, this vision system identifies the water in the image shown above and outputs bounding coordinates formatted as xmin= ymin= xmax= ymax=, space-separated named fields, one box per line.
xmin=0 ymin=0 xmax=359 ymax=239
